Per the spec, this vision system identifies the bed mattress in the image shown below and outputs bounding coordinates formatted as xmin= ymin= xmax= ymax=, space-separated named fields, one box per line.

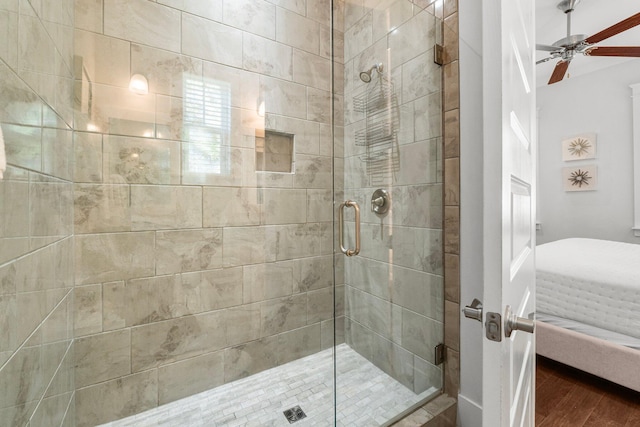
xmin=536 ymin=238 xmax=640 ymax=341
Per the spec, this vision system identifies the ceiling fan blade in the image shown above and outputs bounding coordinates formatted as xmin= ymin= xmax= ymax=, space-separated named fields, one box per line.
xmin=584 ymin=12 xmax=640 ymax=44
xmin=536 ymin=44 xmax=560 ymax=52
xmin=548 ymin=60 xmax=570 ymax=85
xmin=584 ymin=46 xmax=640 ymax=57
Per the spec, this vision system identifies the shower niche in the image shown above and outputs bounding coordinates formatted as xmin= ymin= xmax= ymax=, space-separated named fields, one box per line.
xmin=255 ymin=129 xmax=295 ymax=173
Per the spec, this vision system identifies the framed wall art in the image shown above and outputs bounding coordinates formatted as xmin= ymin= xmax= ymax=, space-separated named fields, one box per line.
xmin=562 ymin=164 xmax=598 ymax=192
xmin=562 ymin=133 xmax=597 ymax=161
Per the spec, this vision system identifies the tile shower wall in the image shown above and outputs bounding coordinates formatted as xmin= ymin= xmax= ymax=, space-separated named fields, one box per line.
xmin=0 ymin=0 xmax=76 ymax=426
xmin=71 ymin=0 xmax=342 ymax=425
xmin=341 ymin=0 xmax=444 ymax=394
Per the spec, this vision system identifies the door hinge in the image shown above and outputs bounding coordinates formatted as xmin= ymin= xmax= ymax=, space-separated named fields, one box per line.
xmin=434 ymin=343 xmax=445 ymax=365
xmin=434 ymin=43 xmax=444 ymax=66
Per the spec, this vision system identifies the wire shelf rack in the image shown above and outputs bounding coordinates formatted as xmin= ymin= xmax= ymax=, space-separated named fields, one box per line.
xmin=352 ymin=76 xmax=400 ymax=182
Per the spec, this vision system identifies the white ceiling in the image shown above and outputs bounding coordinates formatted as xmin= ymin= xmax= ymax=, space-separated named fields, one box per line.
xmin=536 ymin=0 xmax=640 ymax=86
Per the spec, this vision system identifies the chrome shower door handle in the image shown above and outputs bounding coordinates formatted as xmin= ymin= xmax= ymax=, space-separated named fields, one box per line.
xmin=339 ymin=200 xmax=360 ymax=257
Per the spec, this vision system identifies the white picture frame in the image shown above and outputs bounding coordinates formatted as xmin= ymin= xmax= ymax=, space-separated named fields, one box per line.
xmin=562 ymin=164 xmax=598 ymax=192
xmin=562 ymin=133 xmax=597 ymax=161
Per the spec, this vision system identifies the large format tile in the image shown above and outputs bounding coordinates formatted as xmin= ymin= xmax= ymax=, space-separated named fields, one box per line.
xmin=293 ymin=49 xmax=332 ymax=91
xmin=103 ymin=135 xmax=181 ymax=185
xmin=182 ymin=13 xmax=242 ymax=67
xmin=156 ymin=0 xmax=222 ymax=22
xmin=155 ymin=228 xmax=223 ymax=274
xmin=223 ymin=0 xmax=275 ymax=40
xmin=222 ymin=226 xmax=277 ymax=267
xmin=104 ymin=0 xmax=180 ymax=52
xmin=243 ymin=33 xmax=293 ymax=80
xmin=1 ymin=123 xmax=41 ymax=172
xmin=131 ymin=44 xmax=202 ymax=98
xmin=74 ymin=184 xmax=131 ymax=234
xmin=277 ymin=324 xmax=321 ymax=364
xmin=74 ymin=29 xmax=130 ymax=88
xmin=307 ymin=287 xmax=333 ymax=324
xmin=260 ymin=293 xmax=307 ymax=337
xmin=223 ymin=336 xmax=278 ymax=383
xmin=41 ymin=128 xmax=73 ymax=181
xmin=401 ymin=308 xmax=443 ymax=363
xmin=242 ymin=261 xmax=294 ymax=304
xmin=263 ymin=188 xmax=307 ymax=224
xmin=74 ymin=284 xmax=102 ymax=336
xmin=130 ymin=312 xmax=228 ymax=372
xmin=75 ymin=232 xmax=155 ymax=285
xmin=0 ymin=63 xmax=43 ymax=126
xmin=0 ymin=9 xmax=18 ymax=69
xmin=158 ymin=351 xmax=225 ymax=405
xmin=260 ymin=76 xmax=306 ymax=119
xmin=202 ymin=62 xmax=260 ymax=111
xmin=75 ymin=370 xmax=158 ymax=427
xmin=74 ymin=132 xmax=102 ymax=183
xmin=202 ymin=187 xmax=261 ymax=228
xmin=75 ymin=0 xmax=103 ymax=32
xmin=276 ymin=7 xmax=320 ymax=55
xmin=130 ymin=185 xmax=202 ymax=230
xmin=295 ymin=255 xmax=333 ymax=292
xmin=75 ymin=330 xmax=131 ymax=388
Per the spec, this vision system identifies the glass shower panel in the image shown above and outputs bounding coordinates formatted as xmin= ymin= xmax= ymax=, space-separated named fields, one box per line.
xmin=1 ymin=0 xmax=447 ymax=424
xmin=335 ymin=0 xmax=445 ymax=425
xmin=71 ymin=0 xmax=336 ymax=425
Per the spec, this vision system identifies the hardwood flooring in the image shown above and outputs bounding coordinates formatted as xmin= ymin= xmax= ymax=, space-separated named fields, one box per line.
xmin=536 ymin=355 xmax=640 ymax=426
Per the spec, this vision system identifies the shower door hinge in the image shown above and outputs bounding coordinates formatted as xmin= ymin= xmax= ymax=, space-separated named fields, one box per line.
xmin=434 ymin=343 xmax=445 ymax=365
xmin=434 ymin=44 xmax=444 ymax=66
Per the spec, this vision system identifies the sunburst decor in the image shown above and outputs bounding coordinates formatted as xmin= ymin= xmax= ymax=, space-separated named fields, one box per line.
xmin=562 ymin=165 xmax=598 ymax=192
xmin=562 ymin=133 xmax=596 ymax=161
xmin=569 ymin=169 xmax=591 ymax=187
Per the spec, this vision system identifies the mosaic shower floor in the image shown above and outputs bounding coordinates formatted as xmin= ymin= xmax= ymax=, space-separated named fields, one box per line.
xmin=99 ymin=343 xmax=439 ymax=427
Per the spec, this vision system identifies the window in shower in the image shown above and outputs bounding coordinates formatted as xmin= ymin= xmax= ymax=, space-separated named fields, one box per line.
xmin=183 ymin=75 xmax=231 ymax=175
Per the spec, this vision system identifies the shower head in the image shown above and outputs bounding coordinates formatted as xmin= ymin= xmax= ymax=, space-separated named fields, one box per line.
xmin=359 ymin=63 xmax=384 ymax=83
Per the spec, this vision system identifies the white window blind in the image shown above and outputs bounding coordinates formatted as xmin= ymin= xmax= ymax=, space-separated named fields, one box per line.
xmin=183 ymin=75 xmax=231 ymax=175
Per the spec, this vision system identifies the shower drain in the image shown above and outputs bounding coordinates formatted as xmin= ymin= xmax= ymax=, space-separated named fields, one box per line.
xmin=283 ymin=406 xmax=307 ymax=424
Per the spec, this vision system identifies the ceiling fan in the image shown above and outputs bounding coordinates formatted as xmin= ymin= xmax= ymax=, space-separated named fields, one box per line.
xmin=536 ymin=0 xmax=640 ymax=85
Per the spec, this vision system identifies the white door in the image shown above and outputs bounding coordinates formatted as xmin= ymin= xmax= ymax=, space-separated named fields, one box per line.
xmin=482 ymin=0 xmax=537 ymax=426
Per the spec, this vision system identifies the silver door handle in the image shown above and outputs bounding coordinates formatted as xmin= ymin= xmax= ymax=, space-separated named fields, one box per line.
xmin=505 ymin=305 xmax=535 ymax=337
xmin=339 ymin=200 xmax=360 ymax=256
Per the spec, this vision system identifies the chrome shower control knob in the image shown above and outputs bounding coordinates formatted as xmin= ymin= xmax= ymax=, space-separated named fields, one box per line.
xmin=371 ymin=189 xmax=390 ymax=214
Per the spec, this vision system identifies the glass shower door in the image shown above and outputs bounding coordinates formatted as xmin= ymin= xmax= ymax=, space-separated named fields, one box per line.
xmin=334 ymin=0 xmax=445 ymax=424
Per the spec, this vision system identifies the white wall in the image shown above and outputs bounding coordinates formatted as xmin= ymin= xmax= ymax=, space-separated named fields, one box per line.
xmin=458 ymin=0 xmax=484 ymax=424
xmin=537 ymin=61 xmax=640 ymax=244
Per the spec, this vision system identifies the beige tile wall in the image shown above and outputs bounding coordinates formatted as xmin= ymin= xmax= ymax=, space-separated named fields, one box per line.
xmin=72 ymin=0 xmax=342 ymax=425
xmin=0 ymin=0 xmax=76 ymax=426
xmin=442 ymin=0 xmax=460 ymax=403
xmin=393 ymin=0 xmax=460 ymax=425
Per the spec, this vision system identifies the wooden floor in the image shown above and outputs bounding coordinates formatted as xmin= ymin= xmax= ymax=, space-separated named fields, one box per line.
xmin=536 ymin=355 xmax=640 ymax=426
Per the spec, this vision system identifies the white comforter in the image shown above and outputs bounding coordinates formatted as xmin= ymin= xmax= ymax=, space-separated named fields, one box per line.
xmin=536 ymin=238 xmax=640 ymax=340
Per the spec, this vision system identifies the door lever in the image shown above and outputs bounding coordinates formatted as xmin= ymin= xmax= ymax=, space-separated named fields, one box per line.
xmin=505 ymin=306 xmax=535 ymax=337
xmin=463 ymin=298 xmax=483 ymax=322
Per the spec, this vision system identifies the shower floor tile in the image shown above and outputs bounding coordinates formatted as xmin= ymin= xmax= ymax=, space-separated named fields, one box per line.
xmin=99 ymin=344 xmax=439 ymax=427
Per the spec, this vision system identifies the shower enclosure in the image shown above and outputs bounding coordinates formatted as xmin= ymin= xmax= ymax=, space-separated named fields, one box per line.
xmin=0 ymin=0 xmax=445 ymax=425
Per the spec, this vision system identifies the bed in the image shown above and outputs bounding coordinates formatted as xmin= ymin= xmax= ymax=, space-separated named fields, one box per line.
xmin=535 ymin=238 xmax=640 ymax=392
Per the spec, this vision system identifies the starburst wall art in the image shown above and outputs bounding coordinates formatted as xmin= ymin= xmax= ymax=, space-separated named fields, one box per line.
xmin=562 ymin=165 xmax=598 ymax=192
xmin=562 ymin=133 xmax=597 ymax=161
